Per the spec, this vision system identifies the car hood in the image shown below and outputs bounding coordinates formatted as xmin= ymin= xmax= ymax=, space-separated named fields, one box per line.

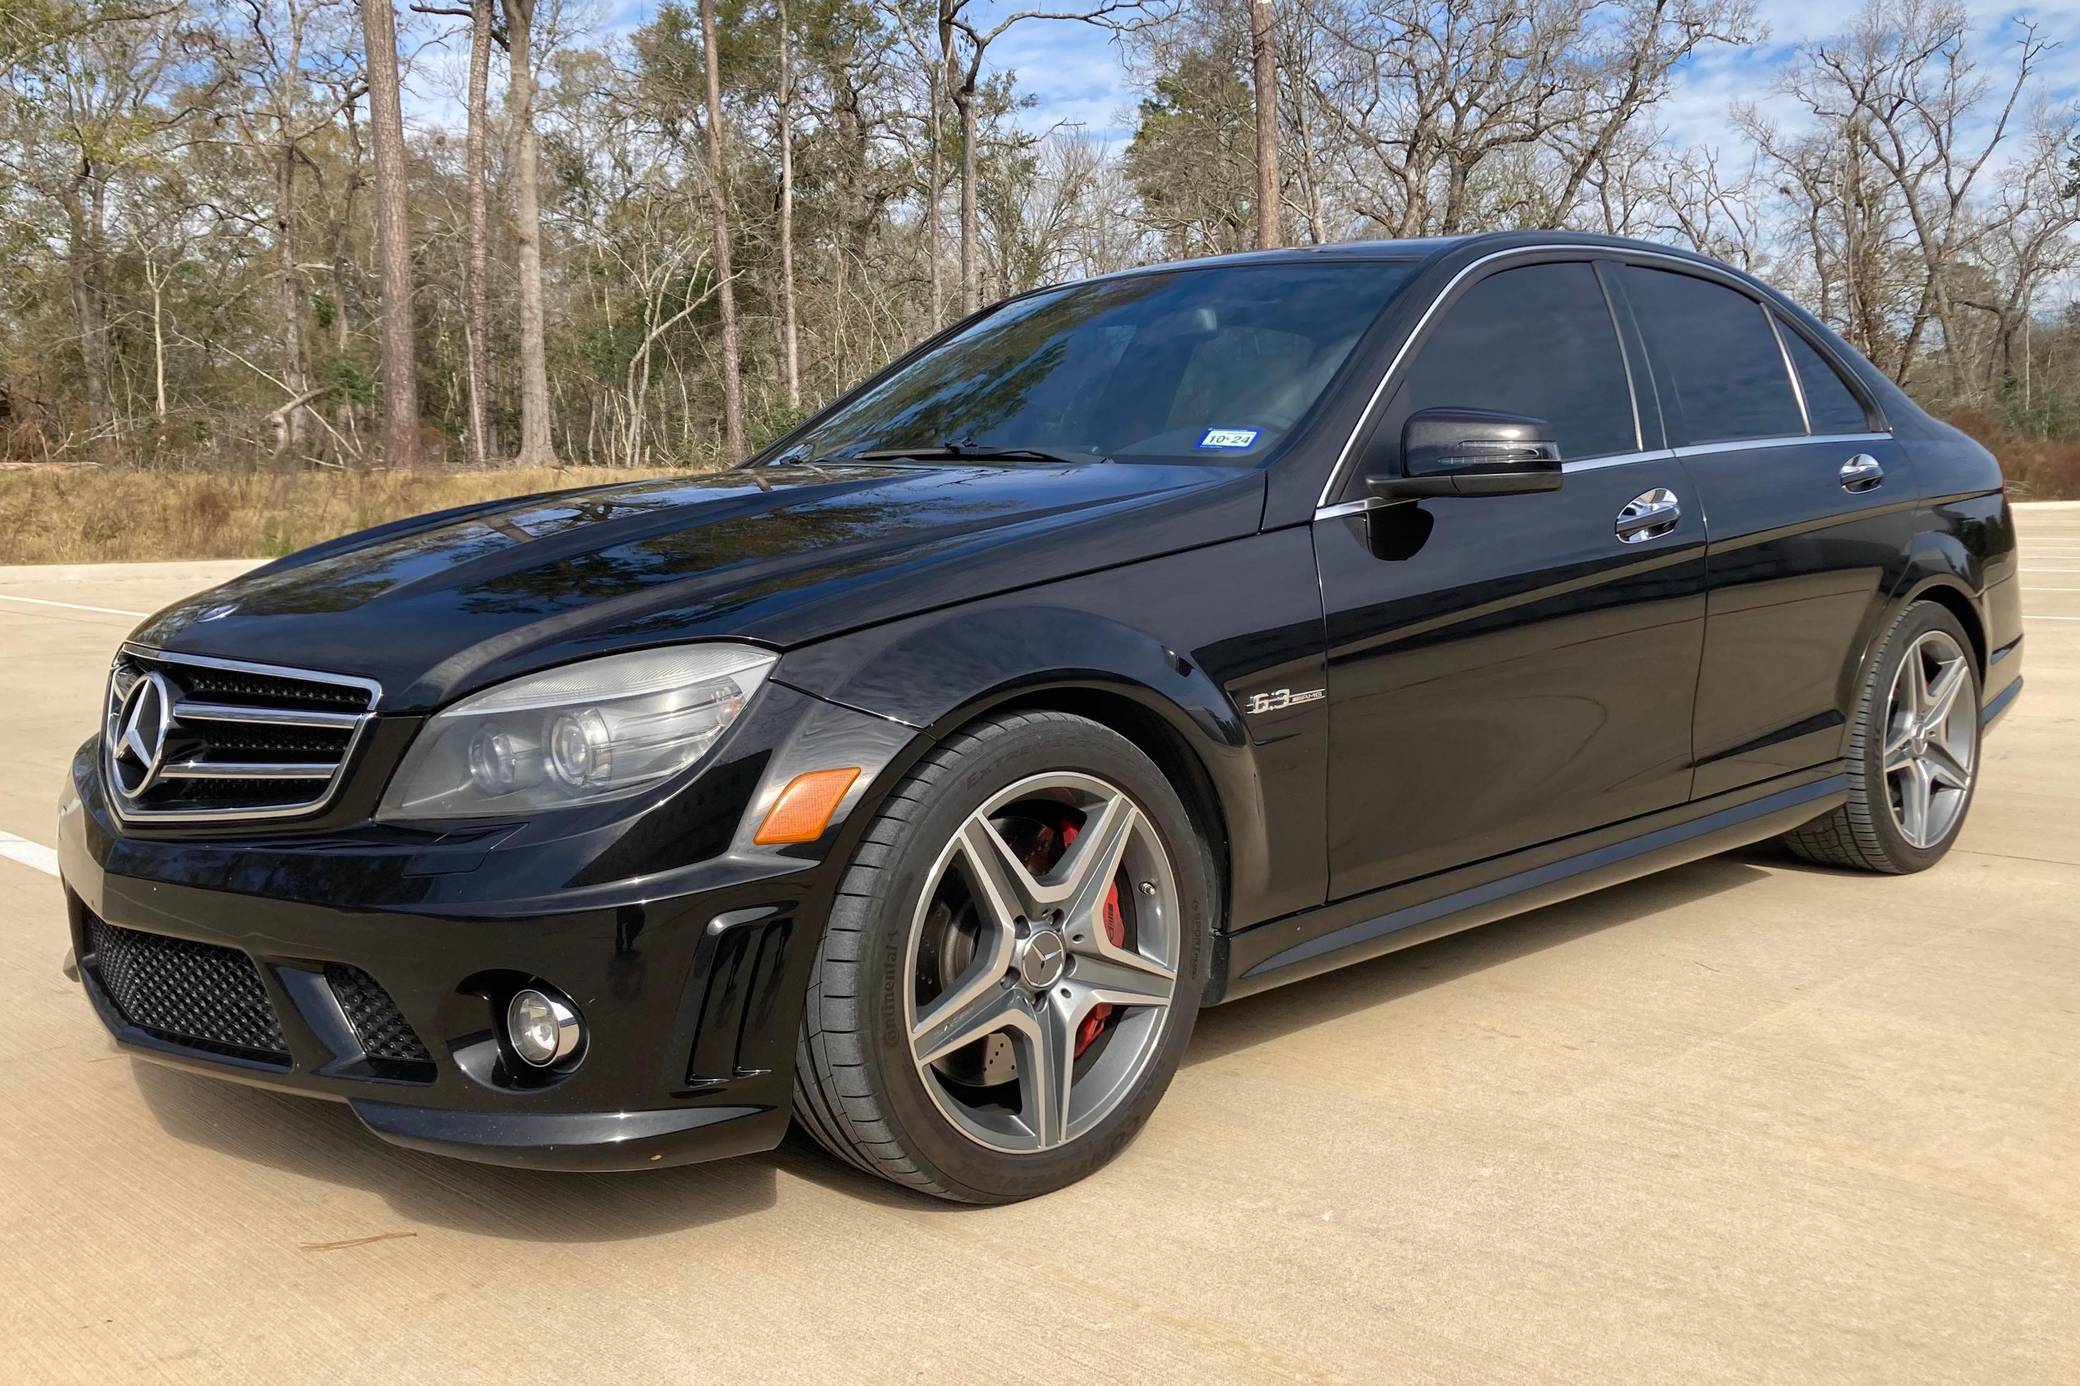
xmin=132 ymin=461 xmax=1264 ymax=712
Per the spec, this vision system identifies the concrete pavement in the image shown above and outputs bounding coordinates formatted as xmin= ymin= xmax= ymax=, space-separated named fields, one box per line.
xmin=1 ymin=522 xmax=2075 ymax=1383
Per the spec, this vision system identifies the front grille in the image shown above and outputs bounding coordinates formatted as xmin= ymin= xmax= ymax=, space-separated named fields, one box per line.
xmin=105 ymin=646 xmax=379 ymax=822
xmin=325 ymin=964 xmax=435 ymax=1078
xmin=88 ymin=919 xmax=290 ymax=1064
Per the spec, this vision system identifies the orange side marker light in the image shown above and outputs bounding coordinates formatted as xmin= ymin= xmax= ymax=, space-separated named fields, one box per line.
xmin=753 ymin=767 xmax=862 ymax=845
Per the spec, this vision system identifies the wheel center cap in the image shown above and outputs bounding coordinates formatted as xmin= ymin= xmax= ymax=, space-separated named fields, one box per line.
xmin=1018 ymin=929 xmax=1068 ymax=989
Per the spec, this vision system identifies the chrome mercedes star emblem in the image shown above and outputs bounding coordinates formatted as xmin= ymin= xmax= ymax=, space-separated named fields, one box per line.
xmin=111 ymin=670 xmax=175 ymax=799
xmin=1018 ymin=928 xmax=1068 ymax=989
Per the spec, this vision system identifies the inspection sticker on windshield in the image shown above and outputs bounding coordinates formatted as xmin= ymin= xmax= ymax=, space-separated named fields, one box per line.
xmin=1197 ymin=428 xmax=1260 ymax=450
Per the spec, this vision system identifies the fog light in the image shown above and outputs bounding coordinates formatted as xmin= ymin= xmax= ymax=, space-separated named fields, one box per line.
xmin=507 ymin=987 xmax=582 ymax=1067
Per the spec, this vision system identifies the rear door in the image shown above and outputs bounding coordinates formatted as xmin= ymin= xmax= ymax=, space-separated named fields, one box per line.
xmin=1620 ymin=263 xmax=1915 ymax=797
xmin=1315 ymin=254 xmax=1707 ymax=899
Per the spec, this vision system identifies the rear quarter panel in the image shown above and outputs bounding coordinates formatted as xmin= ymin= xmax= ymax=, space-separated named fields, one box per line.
xmin=1896 ymin=422 xmax=2021 ymax=711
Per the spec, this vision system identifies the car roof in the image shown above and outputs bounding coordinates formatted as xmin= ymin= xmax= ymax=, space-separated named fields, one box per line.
xmin=1087 ymin=231 xmax=1732 ymax=282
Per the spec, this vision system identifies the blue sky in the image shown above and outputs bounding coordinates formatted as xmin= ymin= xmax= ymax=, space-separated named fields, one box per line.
xmin=978 ymin=0 xmax=2080 ymax=151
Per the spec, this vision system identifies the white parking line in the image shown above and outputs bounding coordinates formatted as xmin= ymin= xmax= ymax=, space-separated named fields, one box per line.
xmin=2025 ymin=614 xmax=2080 ymax=622
xmin=0 ymin=831 xmax=59 ymax=878
xmin=0 ymin=593 xmax=145 ymax=618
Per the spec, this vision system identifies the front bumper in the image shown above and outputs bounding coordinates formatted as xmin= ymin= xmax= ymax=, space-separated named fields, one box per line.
xmin=58 ymin=682 xmax=913 ymax=1171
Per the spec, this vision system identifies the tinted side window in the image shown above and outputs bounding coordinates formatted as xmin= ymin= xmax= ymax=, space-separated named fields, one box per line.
xmin=1776 ymin=315 xmax=1870 ymax=434
xmin=1627 ymin=267 xmax=1801 ymax=443
xmin=1398 ymin=262 xmax=1636 ymax=462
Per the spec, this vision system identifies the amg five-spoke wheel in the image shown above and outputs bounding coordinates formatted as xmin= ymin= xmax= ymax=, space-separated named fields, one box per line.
xmin=1784 ymin=601 xmax=1982 ymax=874
xmin=1882 ymin=629 xmax=1976 ymax=850
xmin=793 ymin=711 xmax=1210 ymax=1202
xmin=905 ymin=774 xmax=1180 ymax=1153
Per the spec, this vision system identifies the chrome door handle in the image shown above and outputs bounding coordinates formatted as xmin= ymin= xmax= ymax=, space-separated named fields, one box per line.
xmin=1615 ymin=488 xmax=1681 ymax=544
xmin=1840 ymin=453 xmax=1885 ymax=493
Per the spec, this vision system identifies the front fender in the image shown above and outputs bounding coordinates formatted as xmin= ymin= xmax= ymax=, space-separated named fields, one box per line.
xmin=775 ymin=529 xmax=1331 ymax=933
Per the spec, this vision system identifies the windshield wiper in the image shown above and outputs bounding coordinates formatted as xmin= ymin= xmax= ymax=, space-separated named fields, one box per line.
xmin=849 ymin=440 xmax=1102 ymax=466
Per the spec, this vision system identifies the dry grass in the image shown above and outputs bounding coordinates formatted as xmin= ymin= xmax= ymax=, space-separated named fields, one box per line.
xmin=1945 ymin=412 xmax=2080 ymax=501
xmin=0 ymin=464 xmax=686 ymax=565
xmin=4 ymin=418 xmax=2074 ymax=568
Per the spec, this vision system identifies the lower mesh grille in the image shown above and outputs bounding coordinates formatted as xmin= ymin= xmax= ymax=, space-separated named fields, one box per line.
xmin=324 ymin=963 xmax=435 ymax=1076
xmin=88 ymin=920 xmax=289 ymax=1064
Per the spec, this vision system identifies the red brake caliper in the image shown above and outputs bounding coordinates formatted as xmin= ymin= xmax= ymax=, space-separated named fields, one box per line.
xmin=1055 ymin=818 xmax=1125 ymax=1056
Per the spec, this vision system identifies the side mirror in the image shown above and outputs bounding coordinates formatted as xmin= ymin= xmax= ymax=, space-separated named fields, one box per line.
xmin=1366 ymin=408 xmax=1563 ymax=500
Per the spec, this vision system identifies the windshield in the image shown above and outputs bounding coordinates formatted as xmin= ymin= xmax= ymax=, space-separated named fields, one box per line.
xmin=780 ymin=261 xmax=1416 ymax=466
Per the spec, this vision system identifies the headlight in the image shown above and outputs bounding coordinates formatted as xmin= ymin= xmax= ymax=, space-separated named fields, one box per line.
xmin=376 ymin=644 xmax=775 ymax=821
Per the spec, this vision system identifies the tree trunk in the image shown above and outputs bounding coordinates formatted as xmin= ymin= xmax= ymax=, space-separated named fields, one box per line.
xmin=360 ymin=0 xmax=420 ymax=465
xmin=146 ymin=254 xmax=168 ymax=424
xmin=776 ymin=0 xmax=800 ymax=411
xmin=929 ymin=7 xmax=953 ymax=328
xmin=699 ymin=0 xmax=746 ymax=459
xmin=63 ymin=188 xmax=118 ymax=441
xmin=274 ymin=141 xmax=311 ymax=453
xmin=1251 ymin=0 xmax=1280 ymax=250
xmin=332 ymin=94 xmax=366 ymax=438
xmin=506 ymin=0 xmax=559 ymax=464
xmin=955 ymin=74 xmax=978 ymax=314
xmin=463 ymin=0 xmax=494 ymax=465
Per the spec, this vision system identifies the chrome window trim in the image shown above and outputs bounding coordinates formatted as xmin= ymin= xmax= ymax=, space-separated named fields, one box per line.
xmin=1674 ymin=431 xmax=1891 ymax=460
xmin=1313 ymin=449 xmax=1676 ymax=520
xmin=1315 ymin=496 xmax=1392 ymax=520
xmin=1591 ymin=263 xmax=1645 ymax=454
xmin=104 ymin=644 xmax=383 ymax=826
xmin=1318 ymin=242 xmax=1893 ymax=508
xmin=1769 ymin=305 xmax=1884 ymax=435
xmin=1762 ymin=304 xmax=1812 ymax=434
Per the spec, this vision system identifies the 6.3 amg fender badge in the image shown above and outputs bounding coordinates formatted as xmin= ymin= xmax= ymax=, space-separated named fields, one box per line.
xmin=1243 ymin=687 xmax=1326 ymax=715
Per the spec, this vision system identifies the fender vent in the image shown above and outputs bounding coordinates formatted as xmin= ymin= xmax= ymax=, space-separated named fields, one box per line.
xmin=686 ymin=916 xmax=792 ymax=1086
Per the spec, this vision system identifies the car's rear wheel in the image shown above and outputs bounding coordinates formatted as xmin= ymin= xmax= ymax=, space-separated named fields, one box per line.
xmin=792 ymin=710 xmax=1212 ymax=1202
xmin=1782 ymin=601 xmax=1981 ymax=873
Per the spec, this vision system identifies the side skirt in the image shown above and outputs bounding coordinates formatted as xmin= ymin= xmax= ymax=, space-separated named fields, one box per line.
xmin=1214 ymin=766 xmax=1848 ymax=1003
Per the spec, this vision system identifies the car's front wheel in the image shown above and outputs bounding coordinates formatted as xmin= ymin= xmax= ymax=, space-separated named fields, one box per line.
xmin=792 ymin=710 xmax=1211 ymax=1202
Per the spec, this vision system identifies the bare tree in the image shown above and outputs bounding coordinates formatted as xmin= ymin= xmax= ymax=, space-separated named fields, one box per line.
xmin=1537 ymin=0 xmax=1756 ymax=225
xmin=698 ymin=0 xmax=746 ymax=458
xmin=1301 ymin=0 xmax=1747 ymax=235
xmin=216 ymin=0 xmax=363 ymax=457
xmin=1251 ymin=0 xmax=1278 ymax=247
xmin=464 ymin=0 xmax=497 ymax=462
xmin=1796 ymin=1 xmax=2046 ymax=394
xmin=360 ymin=0 xmax=418 ymax=463
xmin=0 ymin=7 xmax=190 ymax=445
xmin=942 ymin=0 xmax=1165 ymax=313
xmin=504 ymin=0 xmax=557 ymax=463
xmin=776 ymin=0 xmax=801 ymax=410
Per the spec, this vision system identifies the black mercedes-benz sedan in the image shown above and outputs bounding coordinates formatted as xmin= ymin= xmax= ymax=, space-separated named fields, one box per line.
xmin=59 ymin=233 xmax=2023 ymax=1202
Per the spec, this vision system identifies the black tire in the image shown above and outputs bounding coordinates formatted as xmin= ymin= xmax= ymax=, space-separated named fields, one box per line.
xmin=791 ymin=710 xmax=1213 ymax=1203
xmin=1781 ymin=601 xmax=1981 ymax=874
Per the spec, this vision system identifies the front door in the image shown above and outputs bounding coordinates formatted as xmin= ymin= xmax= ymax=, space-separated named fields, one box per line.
xmin=1316 ymin=256 xmax=1707 ymax=901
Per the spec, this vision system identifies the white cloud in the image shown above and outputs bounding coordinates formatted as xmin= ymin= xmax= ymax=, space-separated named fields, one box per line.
xmin=976 ymin=0 xmax=2080 ymax=152
xmin=985 ymin=16 xmax=1141 ymax=141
